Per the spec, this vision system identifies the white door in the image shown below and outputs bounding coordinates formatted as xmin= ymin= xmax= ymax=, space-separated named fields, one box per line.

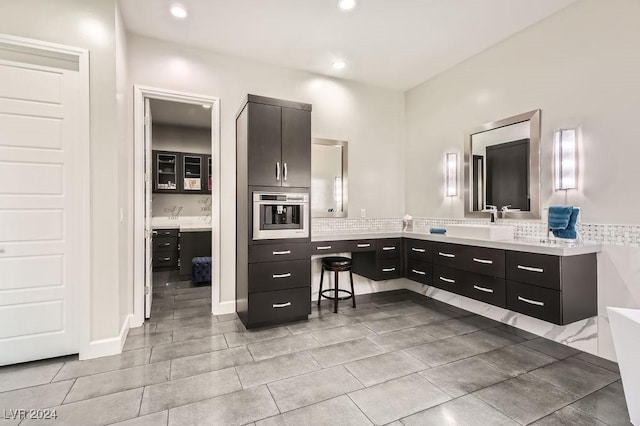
xmin=0 ymin=56 xmax=81 ymax=365
xmin=144 ymin=98 xmax=153 ymax=318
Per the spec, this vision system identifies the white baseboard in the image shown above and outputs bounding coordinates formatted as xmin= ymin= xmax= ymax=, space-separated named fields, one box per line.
xmin=213 ymin=300 xmax=235 ymax=315
xmin=79 ymin=314 xmax=132 ymax=360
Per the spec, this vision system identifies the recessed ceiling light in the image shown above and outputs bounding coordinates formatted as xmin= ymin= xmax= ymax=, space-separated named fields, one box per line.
xmin=202 ymin=104 xmax=211 ymax=109
xmin=337 ymin=0 xmax=357 ymax=11
xmin=332 ymin=60 xmax=347 ymax=70
xmin=170 ymin=4 xmax=188 ymax=19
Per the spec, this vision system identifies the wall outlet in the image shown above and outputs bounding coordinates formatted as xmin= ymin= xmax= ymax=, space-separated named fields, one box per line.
xmin=360 ymin=208 xmax=366 ymax=218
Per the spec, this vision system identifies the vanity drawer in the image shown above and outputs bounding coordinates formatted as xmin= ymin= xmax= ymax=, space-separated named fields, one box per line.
xmin=248 ymin=287 xmax=311 ymax=326
xmin=432 ymin=264 xmax=465 ymax=296
xmin=406 ymin=259 xmax=432 ymax=285
xmin=506 ymin=251 xmax=560 ymax=290
xmin=378 ymin=258 xmax=402 ymax=280
xmin=249 ymin=242 xmax=310 ymax=263
xmin=153 ymin=236 xmax=178 ymax=251
xmin=153 ymin=228 xmax=179 ymax=237
xmin=461 ymin=246 xmax=505 ymax=278
xmin=248 ymin=260 xmax=310 ymax=293
xmin=463 ymin=273 xmax=506 ymax=308
xmin=433 ymin=242 xmax=466 ymax=268
xmin=311 ymin=241 xmax=349 ymax=255
xmin=377 ymin=238 xmax=402 ymax=259
xmin=506 ymin=280 xmax=561 ymax=324
xmin=343 ymin=239 xmax=376 ymax=252
xmin=153 ymin=251 xmax=178 ymax=268
xmin=405 ymin=239 xmax=432 ymax=262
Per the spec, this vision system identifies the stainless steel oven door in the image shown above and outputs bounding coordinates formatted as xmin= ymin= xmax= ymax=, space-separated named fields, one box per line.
xmin=252 ymin=192 xmax=309 ymax=240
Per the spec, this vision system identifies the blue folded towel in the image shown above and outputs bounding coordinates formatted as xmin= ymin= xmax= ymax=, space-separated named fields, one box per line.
xmin=552 ymin=208 xmax=579 ymax=239
xmin=548 ymin=206 xmax=573 ymax=230
xmin=430 ymin=227 xmax=446 ymax=234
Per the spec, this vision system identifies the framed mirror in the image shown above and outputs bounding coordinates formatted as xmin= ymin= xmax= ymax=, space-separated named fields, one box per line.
xmin=464 ymin=110 xmax=541 ymax=219
xmin=312 ymin=138 xmax=348 ymax=218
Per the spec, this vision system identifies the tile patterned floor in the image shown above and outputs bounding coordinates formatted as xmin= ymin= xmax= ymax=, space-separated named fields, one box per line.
xmin=0 ymin=270 xmax=632 ymax=425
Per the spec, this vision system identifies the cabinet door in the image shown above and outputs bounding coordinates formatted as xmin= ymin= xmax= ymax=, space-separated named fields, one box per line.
xmin=181 ymin=153 xmax=204 ymax=193
xmin=153 ymin=150 xmax=180 ymax=193
xmin=248 ymin=102 xmax=282 ymax=187
xmin=281 ymin=107 xmax=311 ymax=187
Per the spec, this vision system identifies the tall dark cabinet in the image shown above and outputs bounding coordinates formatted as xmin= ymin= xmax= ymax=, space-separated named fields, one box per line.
xmin=236 ymin=95 xmax=312 ymax=329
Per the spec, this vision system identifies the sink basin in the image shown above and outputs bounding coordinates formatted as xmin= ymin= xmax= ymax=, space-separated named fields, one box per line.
xmin=445 ymin=224 xmax=514 ymax=241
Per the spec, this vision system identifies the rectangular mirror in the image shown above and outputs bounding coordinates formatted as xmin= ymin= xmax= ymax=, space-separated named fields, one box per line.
xmin=464 ymin=110 xmax=541 ymax=219
xmin=312 ymin=138 xmax=348 ymax=217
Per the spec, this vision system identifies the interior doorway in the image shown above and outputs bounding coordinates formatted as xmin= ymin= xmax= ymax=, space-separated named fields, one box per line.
xmin=132 ymin=86 xmax=220 ymax=328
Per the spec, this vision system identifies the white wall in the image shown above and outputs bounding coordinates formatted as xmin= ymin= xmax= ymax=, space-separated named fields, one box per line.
xmin=127 ymin=34 xmax=405 ymax=303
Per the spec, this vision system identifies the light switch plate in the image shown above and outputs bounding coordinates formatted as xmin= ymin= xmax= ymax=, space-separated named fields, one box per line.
xmin=360 ymin=209 xmax=366 ymax=218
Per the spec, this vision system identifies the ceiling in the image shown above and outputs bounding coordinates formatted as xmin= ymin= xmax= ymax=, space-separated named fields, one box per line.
xmin=149 ymin=99 xmax=211 ymax=128
xmin=120 ymin=0 xmax=577 ymax=91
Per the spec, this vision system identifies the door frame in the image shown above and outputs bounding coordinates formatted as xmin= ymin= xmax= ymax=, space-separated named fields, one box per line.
xmin=132 ymin=85 xmax=221 ymax=327
xmin=0 ymin=34 xmax=91 ymax=359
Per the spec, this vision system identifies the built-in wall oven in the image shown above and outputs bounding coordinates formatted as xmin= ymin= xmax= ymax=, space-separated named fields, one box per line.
xmin=252 ymin=191 xmax=309 ymax=240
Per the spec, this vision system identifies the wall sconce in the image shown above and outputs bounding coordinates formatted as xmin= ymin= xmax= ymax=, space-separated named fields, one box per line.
xmin=554 ymin=129 xmax=577 ymax=190
xmin=445 ymin=152 xmax=458 ymax=197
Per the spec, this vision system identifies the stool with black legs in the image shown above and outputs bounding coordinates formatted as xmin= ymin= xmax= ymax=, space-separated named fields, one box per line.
xmin=318 ymin=256 xmax=355 ymax=313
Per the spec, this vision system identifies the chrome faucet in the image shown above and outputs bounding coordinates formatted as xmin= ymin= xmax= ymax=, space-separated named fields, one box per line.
xmin=485 ymin=205 xmax=498 ymax=223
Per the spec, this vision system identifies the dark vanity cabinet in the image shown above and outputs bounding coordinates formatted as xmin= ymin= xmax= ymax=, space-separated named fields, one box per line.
xmin=152 ymin=229 xmax=179 ymax=271
xmin=153 ymin=151 xmax=211 ymax=194
xmin=179 ymin=231 xmax=212 ymax=276
xmin=352 ymin=238 xmax=403 ymax=281
xmin=404 ymin=239 xmax=433 ymax=285
xmin=243 ymin=95 xmax=311 ymax=188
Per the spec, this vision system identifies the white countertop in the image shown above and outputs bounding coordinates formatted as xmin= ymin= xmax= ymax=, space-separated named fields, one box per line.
xmin=312 ymin=231 xmax=601 ymax=256
xmin=151 ymin=216 xmax=211 ymax=232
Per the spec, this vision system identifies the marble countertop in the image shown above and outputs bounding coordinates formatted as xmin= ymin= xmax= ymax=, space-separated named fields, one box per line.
xmin=151 ymin=217 xmax=211 ymax=232
xmin=312 ymin=231 xmax=601 ymax=256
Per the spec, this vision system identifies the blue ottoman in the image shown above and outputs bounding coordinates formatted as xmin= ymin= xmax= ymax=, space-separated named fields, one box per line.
xmin=192 ymin=257 xmax=212 ymax=283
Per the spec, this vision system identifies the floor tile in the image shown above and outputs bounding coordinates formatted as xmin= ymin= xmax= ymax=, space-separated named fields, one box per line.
xmin=532 ymin=405 xmax=606 ymax=426
xmin=380 ymin=302 xmax=430 ymax=316
xmin=173 ymin=290 xmax=211 ymax=302
xmin=54 ymin=348 xmax=151 ymax=382
xmin=404 ymin=309 xmax=454 ymax=325
xmin=171 ymin=319 xmax=244 ymax=343
xmin=529 ymin=357 xmax=620 ymax=398
xmin=521 ymin=337 xmax=580 ymax=359
xmin=236 ymin=351 xmax=321 ymax=389
xmin=477 ymin=344 xmax=557 ymax=376
xmin=474 ymin=373 xmax=578 ymax=425
xmin=127 ymin=322 xmax=158 ymax=336
xmin=155 ymin=315 xmax=215 ymax=332
xmin=170 ymin=346 xmax=254 ymax=380
xmin=63 ymin=361 xmax=170 ymax=403
xmin=267 ymin=365 xmax=363 ymax=412
xmin=420 ymin=357 xmax=511 ymax=398
xmin=459 ymin=315 xmax=502 ymax=329
xmin=496 ymin=324 xmax=538 ymax=340
xmin=171 ymin=298 xmax=211 ymax=309
xmin=308 ymin=338 xmax=385 ymax=368
xmin=247 ymin=333 xmax=320 ymax=362
xmin=168 ymin=386 xmax=279 ymax=426
xmin=224 ymin=327 xmax=291 ymax=347
xmin=453 ymin=329 xmax=519 ymax=352
xmin=0 ymin=361 xmax=64 ymax=393
xmin=574 ymin=352 xmax=620 ymax=374
xmin=140 ymin=367 xmax=242 ymax=415
xmin=286 ymin=315 xmax=353 ymax=335
xmin=344 ymin=350 xmax=427 ymax=387
xmin=149 ymin=335 xmax=227 ymax=363
xmin=348 ymin=374 xmax=450 ymax=425
xmin=310 ymin=324 xmax=375 ymax=346
xmin=110 ymin=410 xmax=169 ymax=426
xmin=216 ymin=313 xmax=239 ymax=322
xmin=400 ymin=394 xmax=517 ymax=426
xmin=255 ymin=395 xmax=372 ymax=426
xmin=416 ymin=318 xmax=480 ymax=340
xmin=571 ymin=381 xmax=631 ymax=426
xmin=366 ymin=327 xmax=434 ymax=351
xmin=20 ymin=387 xmax=143 ymax=426
xmin=405 ymin=335 xmax=483 ymax=367
xmin=172 ymin=305 xmax=213 ymax=319
xmin=123 ymin=331 xmax=173 ymax=351
xmin=360 ymin=315 xmax=425 ymax=334
xmin=0 ymin=379 xmax=74 ymax=411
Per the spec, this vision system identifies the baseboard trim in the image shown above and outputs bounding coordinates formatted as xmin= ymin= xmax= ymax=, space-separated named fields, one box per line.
xmin=79 ymin=314 xmax=132 ymax=360
xmin=213 ymin=300 xmax=235 ymax=315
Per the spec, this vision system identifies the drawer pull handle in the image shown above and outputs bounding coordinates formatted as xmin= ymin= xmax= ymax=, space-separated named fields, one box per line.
xmin=473 ymin=258 xmax=493 ymax=264
xmin=152 ymin=231 xmax=158 ymax=235
xmin=518 ymin=296 xmax=545 ymax=306
xmin=438 ymin=252 xmax=455 ymax=258
xmin=357 ymin=243 xmax=371 ymax=248
xmin=517 ymin=265 xmax=544 ymax=273
xmin=163 ymin=242 xmax=171 ymax=246
xmin=382 ymin=267 xmax=396 ymax=272
xmin=272 ymin=302 xmax=291 ymax=308
xmin=473 ymin=285 xmax=494 ymax=293
xmin=382 ymin=246 xmax=396 ymax=251
xmin=272 ymin=273 xmax=291 ymax=279
xmin=273 ymin=250 xmax=291 ymax=255
xmin=411 ymin=248 xmax=426 ymax=253
xmin=162 ymin=257 xmax=171 ymax=261
xmin=439 ymin=276 xmax=455 ymax=284
xmin=411 ymin=269 xmax=426 ymax=275
xmin=316 ymin=246 xmax=332 ymax=250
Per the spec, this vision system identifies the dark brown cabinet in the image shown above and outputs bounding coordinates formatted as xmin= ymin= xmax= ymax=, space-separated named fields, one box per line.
xmin=179 ymin=231 xmax=212 ymax=276
xmin=153 ymin=151 xmax=180 ymax=193
xmin=352 ymin=238 xmax=403 ymax=281
xmin=152 ymin=228 xmax=179 ymax=271
xmin=153 ymin=150 xmax=211 ymax=194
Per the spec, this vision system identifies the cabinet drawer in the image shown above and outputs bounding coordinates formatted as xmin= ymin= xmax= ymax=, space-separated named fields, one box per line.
xmin=248 ymin=287 xmax=311 ymax=326
xmin=378 ymin=259 xmax=402 ymax=280
xmin=433 ymin=242 xmax=466 ymax=268
xmin=462 ymin=246 xmax=505 ymax=278
xmin=153 ymin=236 xmax=178 ymax=251
xmin=432 ymin=264 xmax=465 ymax=296
xmin=311 ymin=241 xmax=349 ymax=255
xmin=248 ymin=260 xmax=310 ymax=293
xmin=153 ymin=252 xmax=178 ymax=267
xmin=506 ymin=251 xmax=560 ymax=290
xmin=344 ymin=239 xmax=376 ymax=252
xmin=406 ymin=259 xmax=432 ymax=285
xmin=506 ymin=280 xmax=561 ymax=324
xmin=377 ymin=238 xmax=402 ymax=259
xmin=405 ymin=239 xmax=432 ymax=262
xmin=153 ymin=229 xmax=178 ymax=237
xmin=249 ymin=242 xmax=310 ymax=263
xmin=463 ymin=273 xmax=506 ymax=308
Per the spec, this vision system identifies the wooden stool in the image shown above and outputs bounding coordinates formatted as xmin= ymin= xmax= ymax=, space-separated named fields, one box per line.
xmin=318 ymin=256 xmax=355 ymax=313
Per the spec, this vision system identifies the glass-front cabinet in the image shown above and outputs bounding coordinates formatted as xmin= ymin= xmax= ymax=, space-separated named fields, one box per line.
xmin=153 ymin=151 xmax=211 ymax=194
xmin=183 ymin=154 xmax=203 ymax=191
xmin=153 ymin=151 xmax=179 ymax=193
